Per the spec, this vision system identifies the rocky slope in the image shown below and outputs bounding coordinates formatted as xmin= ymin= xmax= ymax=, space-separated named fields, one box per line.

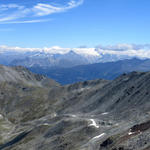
xmin=0 ymin=65 xmax=150 ymax=150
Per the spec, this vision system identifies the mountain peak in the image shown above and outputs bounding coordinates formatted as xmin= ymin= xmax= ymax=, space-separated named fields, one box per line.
xmin=0 ymin=65 xmax=59 ymax=87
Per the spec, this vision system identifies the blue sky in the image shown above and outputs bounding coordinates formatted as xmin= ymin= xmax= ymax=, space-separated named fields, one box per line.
xmin=0 ymin=0 xmax=150 ymax=48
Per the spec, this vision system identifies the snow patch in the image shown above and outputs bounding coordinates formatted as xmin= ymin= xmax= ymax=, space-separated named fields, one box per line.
xmin=89 ymin=119 xmax=99 ymax=128
xmin=70 ymin=114 xmax=77 ymax=118
xmin=51 ymin=113 xmax=57 ymax=118
xmin=78 ymin=87 xmax=90 ymax=92
xmin=128 ymin=131 xmax=134 ymax=135
xmin=101 ymin=112 xmax=109 ymax=115
xmin=43 ymin=123 xmax=49 ymax=126
xmin=0 ymin=114 xmax=3 ymax=119
xmin=128 ymin=129 xmax=138 ymax=135
xmin=115 ymin=123 xmax=119 ymax=126
xmin=92 ymin=133 xmax=106 ymax=140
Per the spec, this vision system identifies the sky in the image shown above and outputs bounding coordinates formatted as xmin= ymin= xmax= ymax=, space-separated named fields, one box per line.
xmin=0 ymin=0 xmax=150 ymax=48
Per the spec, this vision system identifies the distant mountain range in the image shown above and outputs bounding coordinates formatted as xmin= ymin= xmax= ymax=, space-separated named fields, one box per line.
xmin=0 ymin=45 xmax=149 ymax=68
xmin=29 ymin=58 xmax=150 ymax=84
xmin=0 ymin=46 xmax=99 ymax=67
xmin=1 ymin=46 xmax=150 ymax=85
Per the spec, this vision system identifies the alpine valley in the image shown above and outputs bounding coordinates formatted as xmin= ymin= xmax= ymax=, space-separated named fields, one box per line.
xmin=0 ymin=45 xmax=150 ymax=150
xmin=0 ymin=65 xmax=150 ymax=150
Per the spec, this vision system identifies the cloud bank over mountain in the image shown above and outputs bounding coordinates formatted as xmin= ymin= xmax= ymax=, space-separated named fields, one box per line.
xmin=1 ymin=44 xmax=150 ymax=59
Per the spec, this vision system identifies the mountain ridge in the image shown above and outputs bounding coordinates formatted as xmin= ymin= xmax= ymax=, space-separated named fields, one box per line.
xmin=0 ymin=45 xmax=149 ymax=68
xmin=29 ymin=58 xmax=150 ymax=84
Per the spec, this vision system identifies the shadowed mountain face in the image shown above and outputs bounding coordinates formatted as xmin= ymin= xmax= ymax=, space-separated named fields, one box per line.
xmin=28 ymin=58 xmax=150 ymax=85
xmin=0 ymin=65 xmax=150 ymax=150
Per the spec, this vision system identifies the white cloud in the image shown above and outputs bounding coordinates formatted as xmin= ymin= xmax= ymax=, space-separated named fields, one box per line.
xmin=95 ymin=44 xmax=150 ymax=59
xmin=0 ymin=4 xmax=24 ymax=11
xmin=32 ymin=0 xmax=84 ymax=16
xmin=0 ymin=0 xmax=84 ymax=24
xmin=32 ymin=4 xmax=64 ymax=16
xmin=96 ymin=43 xmax=150 ymax=51
xmin=0 ymin=19 xmax=51 ymax=24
